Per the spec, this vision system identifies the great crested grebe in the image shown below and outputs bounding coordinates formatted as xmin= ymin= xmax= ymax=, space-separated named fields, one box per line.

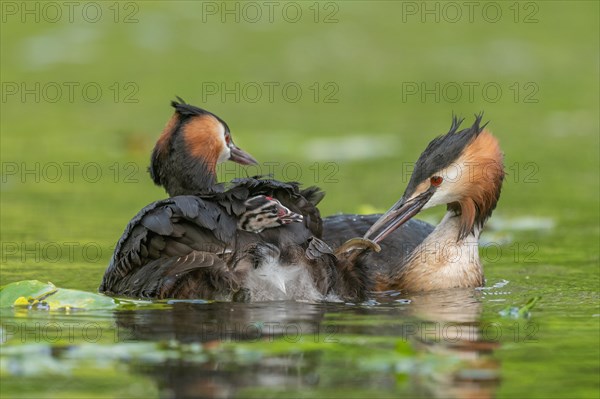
xmin=324 ymin=115 xmax=505 ymax=292
xmin=99 ymin=99 xmax=326 ymax=299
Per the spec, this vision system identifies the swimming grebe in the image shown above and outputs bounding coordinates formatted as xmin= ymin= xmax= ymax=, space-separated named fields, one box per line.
xmin=99 ymin=100 xmax=325 ymax=299
xmin=325 ymin=115 xmax=505 ymax=292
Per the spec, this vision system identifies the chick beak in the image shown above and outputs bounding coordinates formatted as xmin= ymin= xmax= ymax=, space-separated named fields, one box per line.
xmin=276 ymin=203 xmax=303 ymax=224
xmin=364 ymin=187 xmax=436 ymax=244
xmin=229 ymin=142 xmax=258 ymax=165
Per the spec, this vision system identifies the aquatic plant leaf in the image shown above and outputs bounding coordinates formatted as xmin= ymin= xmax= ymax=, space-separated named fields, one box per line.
xmin=0 ymin=280 xmax=117 ymax=310
xmin=42 ymin=288 xmax=118 ymax=310
xmin=0 ymin=280 xmax=57 ymax=308
xmin=499 ymin=296 xmax=542 ymax=318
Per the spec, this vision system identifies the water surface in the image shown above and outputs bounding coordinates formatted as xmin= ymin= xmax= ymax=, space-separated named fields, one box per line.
xmin=2 ymin=267 xmax=598 ymax=398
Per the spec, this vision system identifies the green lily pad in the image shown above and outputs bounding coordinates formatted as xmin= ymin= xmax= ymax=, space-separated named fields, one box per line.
xmin=0 ymin=280 xmax=57 ymax=308
xmin=0 ymin=280 xmax=117 ymax=310
xmin=41 ymin=287 xmax=117 ymax=310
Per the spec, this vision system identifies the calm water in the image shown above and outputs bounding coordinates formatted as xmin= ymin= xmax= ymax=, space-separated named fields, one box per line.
xmin=1 ymin=266 xmax=598 ymax=399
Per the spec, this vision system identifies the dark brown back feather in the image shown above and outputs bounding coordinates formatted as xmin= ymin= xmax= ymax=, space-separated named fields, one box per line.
xmin=99 ymin=177 xmax=325 ymax=299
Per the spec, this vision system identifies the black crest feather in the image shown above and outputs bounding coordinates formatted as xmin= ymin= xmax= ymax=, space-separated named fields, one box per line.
xmin=403 ymin=113 xmax=487 ymax=197
xmin=170 ymin=97 xmax=231 ymax=132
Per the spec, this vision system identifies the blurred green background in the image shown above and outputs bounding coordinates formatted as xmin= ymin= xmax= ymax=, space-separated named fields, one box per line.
xmin=1 ymin=1 xmax=598 ymax=291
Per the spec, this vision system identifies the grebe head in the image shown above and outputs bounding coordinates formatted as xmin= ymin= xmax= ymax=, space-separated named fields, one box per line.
xmin=150 ymin=98 xmax=258 ymax=195
xmin=365 ymin=114 xmax=505 ymax=243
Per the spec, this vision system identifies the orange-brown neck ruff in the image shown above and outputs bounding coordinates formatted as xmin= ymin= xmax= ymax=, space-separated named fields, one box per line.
xmin=150 ymin=112 xmax=225 ymax=196
xmin=182 ymin=114 xmax=225 ymax=174
xmin=452 ymin=130 xmax=504 ymax=239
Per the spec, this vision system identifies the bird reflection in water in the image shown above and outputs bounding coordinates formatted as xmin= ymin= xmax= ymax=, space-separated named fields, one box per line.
xmin=113 ymin=289 xmax=500 ymax=398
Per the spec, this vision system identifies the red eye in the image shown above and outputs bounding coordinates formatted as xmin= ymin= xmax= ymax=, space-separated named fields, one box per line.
xmin=430 ymin=176 xmax=443 ymax=186
xmin=225 ymin=134 xmax=231 ymax=145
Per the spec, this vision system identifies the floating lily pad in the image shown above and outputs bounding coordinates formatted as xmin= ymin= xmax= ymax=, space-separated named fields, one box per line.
xmin=0 ymin=280 xmax=117 ymax=310
xmin=0 ymin=280 xmax=57 ymax=308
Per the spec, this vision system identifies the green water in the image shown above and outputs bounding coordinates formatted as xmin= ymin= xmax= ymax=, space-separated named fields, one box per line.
xmin=1 ymin=1 xmax=598 ymax=398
